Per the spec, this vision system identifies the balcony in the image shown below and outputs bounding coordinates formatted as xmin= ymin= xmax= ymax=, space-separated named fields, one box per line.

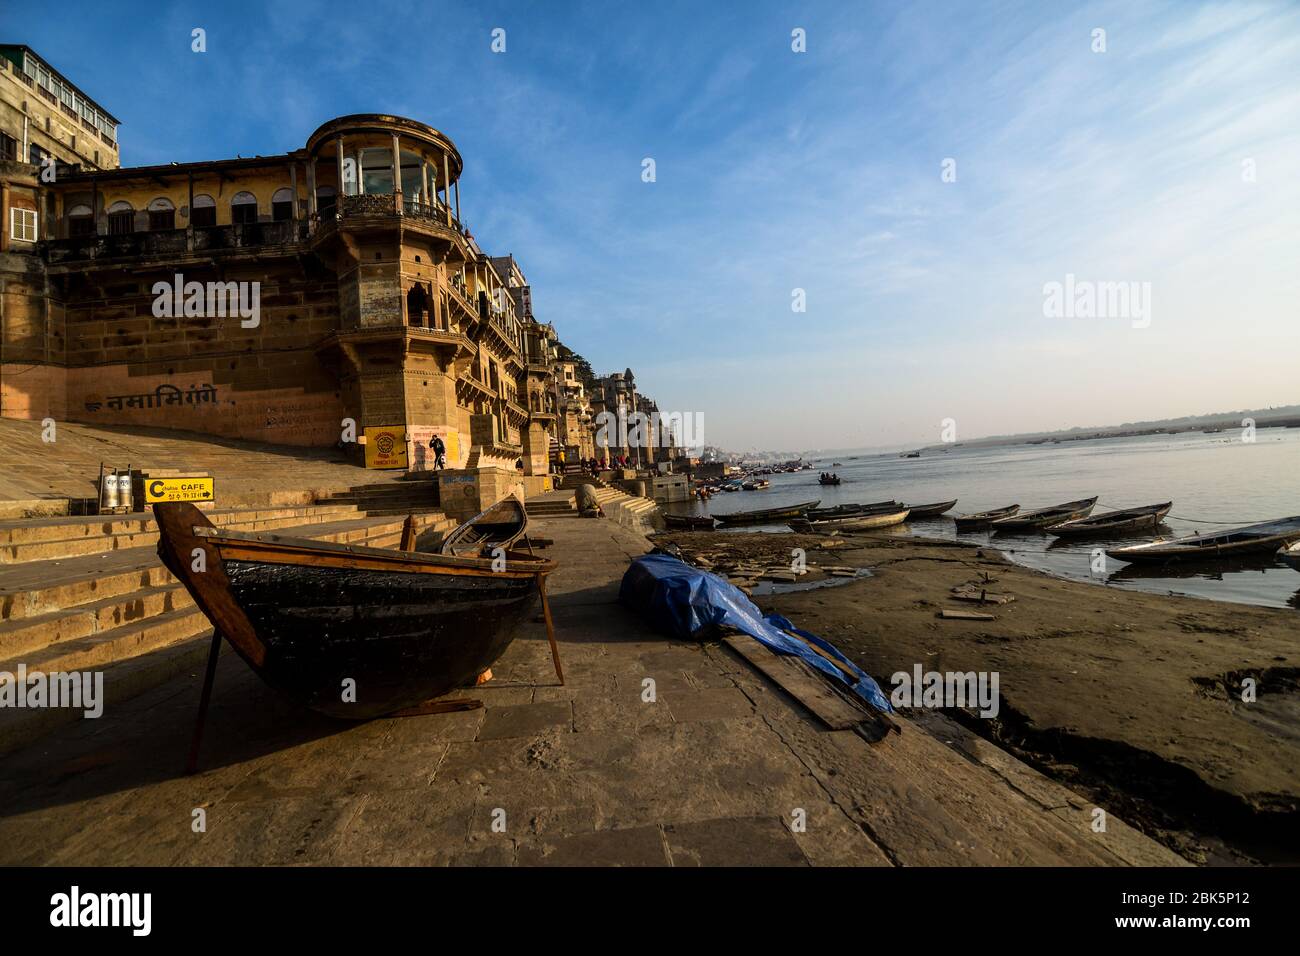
xmin=43 ymin=221 xmax=308 ymax=265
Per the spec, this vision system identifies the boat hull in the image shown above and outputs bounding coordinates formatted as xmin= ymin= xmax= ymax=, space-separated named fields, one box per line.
xmin=954 ymin=505 xmax=1019 ymax=531
xmin=224 ymin=558 xmax=538 ymax=717
xmin=1107 ymin=518 xmax=1300 ymax=563
xmin=991 ymin=497 xmax=1097 ymax=532
xmin=903 ymin=499 xmax=957 ymax=519
xmin=1278 ymin=544 xmax=1300 ymax=571
xmin=154 ymin=502 xmax=553 ymax=719
xmin=1046 ymin=503 xmax=1172 ymax=538
xmin=791 ymin=509 xmax=910 ymax=532
xmin=715 ymin=499 xmax=820 ymax=525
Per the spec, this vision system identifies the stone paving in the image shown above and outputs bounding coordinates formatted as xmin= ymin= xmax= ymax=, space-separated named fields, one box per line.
xmin=0 ymin=516 xmax=1187 ymax=866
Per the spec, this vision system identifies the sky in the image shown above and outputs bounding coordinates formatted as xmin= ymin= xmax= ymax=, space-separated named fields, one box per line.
xmin=5 ymin=0 xmax=1298 ymax=452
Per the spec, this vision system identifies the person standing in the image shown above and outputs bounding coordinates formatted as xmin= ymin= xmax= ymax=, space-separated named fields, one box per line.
xmin=430 ymin=433 xmax=446 ymax=470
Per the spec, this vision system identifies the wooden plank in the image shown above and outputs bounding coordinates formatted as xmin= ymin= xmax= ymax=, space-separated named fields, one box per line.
xmin=939 ymin=608 xmax=996 ymax=621
xmin=723 ymin=632 xmax=871 ymax=731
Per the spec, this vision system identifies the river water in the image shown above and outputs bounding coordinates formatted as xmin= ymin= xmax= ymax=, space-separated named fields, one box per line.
xmin=670 ymin=428 xmax=1300 ymax=610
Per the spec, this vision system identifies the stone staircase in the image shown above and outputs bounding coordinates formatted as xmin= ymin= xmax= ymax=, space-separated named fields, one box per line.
xmin=0 ymin=503 xmax=450 ymax=755
xmin=316 ymin=477 xmax=447 ymax=518
xmin=525 ymin=477 xmax=659 ymax=529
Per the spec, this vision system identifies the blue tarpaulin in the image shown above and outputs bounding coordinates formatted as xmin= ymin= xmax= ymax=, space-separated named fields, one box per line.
xmin=619 ymin=552 xmax=892 ymax=713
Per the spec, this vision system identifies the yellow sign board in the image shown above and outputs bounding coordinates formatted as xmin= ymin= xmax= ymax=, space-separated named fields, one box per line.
xmin=144 ymin=476 xmax=215 ymax=503
xmin=364 ymin=425 xmax=409 ymax=469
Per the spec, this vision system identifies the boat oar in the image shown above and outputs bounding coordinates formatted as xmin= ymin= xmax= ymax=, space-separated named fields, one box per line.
xmin=538 ymin=573 xmax=564 ymax=685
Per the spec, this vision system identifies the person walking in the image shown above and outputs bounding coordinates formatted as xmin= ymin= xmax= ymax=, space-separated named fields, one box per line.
xmin=430 ymin=433 xmax=446 ymax=471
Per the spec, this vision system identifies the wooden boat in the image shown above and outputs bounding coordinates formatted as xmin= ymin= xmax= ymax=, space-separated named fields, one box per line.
xmin=421 ymin=496 xmax=527 ymax=557
xmin=990 ymin=496 xmax=1098 ymax=532
xmin=1107 ymin=516 xmax=1300 ymax=563
xmin=790 ymin=508 xmax=910 ymax=532
xmin=954 ymin=504 xmax=1019 ymax=531
xmin=1277 ymin=541 xmax=1300 ymax=571
xmin=154 ymin=502 xmax=558 ymax=723
xmin=1045 ymin=502 xmax=1172 ymax=538
xmin=807 ymin=500 xmax=897 ymax=521
xmin=714 ymin=499 xmax=820 ymax=525
xmin=663 ymin=512 xmax=716 ymax=531
xmin=902 ymin=499 xmax=957 ymax=519
xmin=818 ymin=476 xmax=841 ymax=486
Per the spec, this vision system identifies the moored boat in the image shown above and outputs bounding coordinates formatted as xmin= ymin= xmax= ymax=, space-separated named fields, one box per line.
xmin=422 ymin=495 xmax=528 ymax=556
xmin=902 ymin=499 xmax=958 ymax=519
xmin=807 ymin=500 xmax=897 ymax=521
xmin=663 ymin=512 xmax=716 ymax=530
xmin=953 ymin=504 xmax=1019 ymax=531
xmin=790 ymin=508 xmax=910 ymax=532
xmin=154 ymin=502 xmax=556 ymax=720
xmin=1107 ymin=516 xmax=1300 ymax=563
xmin=1045 ymin=501 xmax=1172 ymax=538
xmin=990 ymin=496 xmax=1098 ymax=532
xmin=1277 ymin=541 xmax=1300 ymax=571
xmin=714 ymin=499 xmax=821 ymax=525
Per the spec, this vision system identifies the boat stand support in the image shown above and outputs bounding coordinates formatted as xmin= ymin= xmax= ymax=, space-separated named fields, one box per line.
xmin=538 ymin=574 xmax=564 ymax=685
xmin=388 ymin=698 xmax=483 ymax=717
xmin=185 ymin=629 xmax=224 ymax=775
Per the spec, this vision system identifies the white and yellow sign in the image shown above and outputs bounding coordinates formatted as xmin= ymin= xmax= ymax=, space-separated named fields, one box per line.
xmin=144 ymin=476 xmax=215 ymax=503
xmin=364 ymin=425 xmax=409 ymax=469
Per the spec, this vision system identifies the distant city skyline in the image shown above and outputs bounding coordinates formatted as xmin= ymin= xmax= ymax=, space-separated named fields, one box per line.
xmin=8 ymin=0 xmax=1297 ymax=449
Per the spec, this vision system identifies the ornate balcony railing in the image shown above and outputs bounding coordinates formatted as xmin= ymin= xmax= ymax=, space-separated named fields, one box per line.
xmin=43 ymin=221 xmax=309 ymax=264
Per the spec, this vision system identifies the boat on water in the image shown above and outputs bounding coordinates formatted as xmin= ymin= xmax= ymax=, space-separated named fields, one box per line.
xmin=902 ymin=499 xmax=958 ymax=519
xmin=421 ymin=496 xmax=528 ymax=556
xmin=1277 ymin=541 xmax=1300 ymax=571
xmin=990 ymin=496 xmax=1098 ymax=532
xmin=1045 ymin=501 xmax=1172 ymax=538
xmin=953 ymin=504 xmax=1020 ymax=531
xmin=1107 ymin=516 xmax=1300 ymax=563
xmin=742 ymin=479 xmax=770 ymax=490
xmin=900 ymin=451 xmax=921 ymax=459
xmin=663 ymin=512 xmax=716 ymax=530
xmin=807 ymin=500 xmax=898 ymax=521
xmin=714 ymin=499 xmax=821 ymax=526
xmin=818 ymin=475 xmax=841 ymax=486
xmin=154 ymin=502 xmax=557 ymax=721
xmin=790 ymin=507 xmax=910 ymax=533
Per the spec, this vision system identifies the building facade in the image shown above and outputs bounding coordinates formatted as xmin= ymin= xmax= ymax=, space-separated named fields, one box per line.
xmin=0 ymin=48 xmax=682 ymax=498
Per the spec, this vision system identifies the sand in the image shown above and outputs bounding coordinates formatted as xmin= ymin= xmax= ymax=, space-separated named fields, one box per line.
xmin=654 ymin=530 xmax=1300 ymax=863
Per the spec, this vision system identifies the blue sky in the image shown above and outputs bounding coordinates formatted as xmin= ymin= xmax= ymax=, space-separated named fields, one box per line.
xmin=6 ymin=0 xmax=1298 ymax=452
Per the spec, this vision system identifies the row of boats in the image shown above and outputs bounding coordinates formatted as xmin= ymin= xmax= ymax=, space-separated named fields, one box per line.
xmin=664 ymin=495 xmax=1300 ymax=566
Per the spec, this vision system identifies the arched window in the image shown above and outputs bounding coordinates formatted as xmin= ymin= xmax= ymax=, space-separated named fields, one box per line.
xmin=316 ymin=185 xmax=336 ymax=216
xmin=230 ymin=191 xmax=258 ymax=225
xmin=271 ymin=187 xmax=295 ymax=222
xmin=191 ymin=193 xmax=216 ymax=228
xmin=106 ymin=200 xmax=134 ymax=235
xmin=147 ymin=197 xmax=175 ymax=231
xmin=406 ymin=285 xmax=429 ymax=328
xmin=66 ymin=203 xmax=95 ymax=238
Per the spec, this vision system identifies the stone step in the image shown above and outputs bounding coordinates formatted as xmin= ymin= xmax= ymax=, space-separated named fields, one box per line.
xmin=0 ymin=514 xmax=410 ymax=622
xmin=0 ymin=581 xmax=194 ymax=660
xmin=2 ymin=604 xmax=211 ymax=677
xmin=0 ymin=628 xmax=216 ymax=757
xmin=0 ymin=505 xmax=370 ymax=564
xmin=0 ymin=504 xmax=363 ymax=546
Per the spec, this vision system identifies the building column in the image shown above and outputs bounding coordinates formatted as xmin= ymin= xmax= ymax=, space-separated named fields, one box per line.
xmin=443 ymin=153 xmax=452 ymax=226
xmin=335 ymin=136 xmax=345 ymax=204
xmin=186 ymin=172 xmax=194 ymax=251
xmin=391 ymin=133 xmax=402 ymax=214
xmin=306 ymin=156 xmax=317 ymax=219
xmin=289 ymin=160 xmax=299 ymax=221
xmin=454 ymin=179 xmax=460 ymax=225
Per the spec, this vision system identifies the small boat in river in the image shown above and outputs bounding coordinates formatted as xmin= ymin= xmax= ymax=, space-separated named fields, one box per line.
xmin=663 ymin=512 xmax=716 ymax=531
xmin=422 ymin=496 xmax=527 ymax=556
xmin=1277 ymin=541 xmax=1300 ymax=571
xmin=902 ymin=499 xmax=957 ymax=519
xmin=807 ymin=500 xmax=897 ymax=521
xmin=1045 ymin=501 xmax=1172 ymax=538
xmin=818 ymin=475 xmax=842 ymax=486
xmin=154 ymin=502 xmax=557 ymax=722
xmin=714 ymin=499 xmax=820 ymax=526
xmin=1107 ymin=516 xmax=1300 ymax=563
xmin=990 ymin=496 xmax=1098 ymax=532
xmin=790 ymin=507 xmax=910 ymax=533
xmin=954 ymin=504 xmax=1020 ymax=531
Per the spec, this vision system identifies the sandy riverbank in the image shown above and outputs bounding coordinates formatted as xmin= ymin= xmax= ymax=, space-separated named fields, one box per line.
xmin=654 ymin=530 xmax=1300 ymax=864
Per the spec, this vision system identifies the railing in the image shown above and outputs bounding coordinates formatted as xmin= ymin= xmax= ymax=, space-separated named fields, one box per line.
xmin=42 ymin=221 xmax=308 ymax=263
